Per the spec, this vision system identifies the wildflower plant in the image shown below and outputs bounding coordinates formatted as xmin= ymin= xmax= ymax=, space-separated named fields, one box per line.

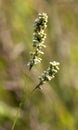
xmin=28 ymin=13 xmax=48 ymax=70
xmin=12 ymin=13 xmax=60 ymax=130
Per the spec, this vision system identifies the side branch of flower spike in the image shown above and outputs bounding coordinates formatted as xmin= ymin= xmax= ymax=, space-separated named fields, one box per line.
xmin=33 ymin=61 xmax=60 ymax=91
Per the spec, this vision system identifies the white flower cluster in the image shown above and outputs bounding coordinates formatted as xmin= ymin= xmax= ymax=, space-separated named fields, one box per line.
xmin=28 ymin=13 xmax=48 ymax=70
xmin=34 ymin=61 xmax=60 ymax=89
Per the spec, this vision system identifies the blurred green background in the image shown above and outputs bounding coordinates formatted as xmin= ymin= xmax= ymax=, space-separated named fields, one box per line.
xmin=0 ymin=0 xmax=78 ymax=130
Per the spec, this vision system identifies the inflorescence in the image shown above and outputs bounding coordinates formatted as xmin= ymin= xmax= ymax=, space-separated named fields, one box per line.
xmin=27 ymin=12 xmax=60 ymax=91
xmin=28 ymin=13 xmax=48 ymax=70
xmin=33 ymin=61 xmax=60 ymax=90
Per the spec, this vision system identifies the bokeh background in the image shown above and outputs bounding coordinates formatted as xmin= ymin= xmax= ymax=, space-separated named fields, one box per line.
xmin=0 ymin=0 xmax=78 ymax=130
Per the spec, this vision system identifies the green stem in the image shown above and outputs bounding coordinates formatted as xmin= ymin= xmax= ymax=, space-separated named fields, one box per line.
xmin=31 ymin=82 xmax=41 ymax=93
xmin=11 ymin=73 xmax=29 ymax=130
xmin=11 ymin=102 xmax=22 ymax=130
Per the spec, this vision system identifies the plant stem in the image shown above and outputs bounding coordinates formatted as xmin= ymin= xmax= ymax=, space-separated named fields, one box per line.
xmin=11 ymin=72 xmax=29 ymax=130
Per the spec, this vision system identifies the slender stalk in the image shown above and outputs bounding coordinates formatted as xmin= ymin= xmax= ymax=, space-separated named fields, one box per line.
xmin=11 ymin=102 xmax=22 ymax=130
xmin=11 ymin=73 xmax=29 ymax=130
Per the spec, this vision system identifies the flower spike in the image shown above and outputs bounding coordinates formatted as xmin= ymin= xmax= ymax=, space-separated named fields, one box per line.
xmin=28 ymin=13 xmax=48 ymax=70
xmin=33 ymin=61 xmax=60 ymax=91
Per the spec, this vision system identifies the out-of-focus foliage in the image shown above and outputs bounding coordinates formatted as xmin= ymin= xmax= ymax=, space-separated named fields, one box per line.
xmin=0 ymin=0 xmax=78 ymax=130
